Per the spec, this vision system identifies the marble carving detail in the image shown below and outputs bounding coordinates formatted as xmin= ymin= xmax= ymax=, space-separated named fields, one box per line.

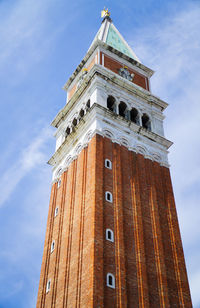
xmin=52 ymin=126 xmax=168 ymax=183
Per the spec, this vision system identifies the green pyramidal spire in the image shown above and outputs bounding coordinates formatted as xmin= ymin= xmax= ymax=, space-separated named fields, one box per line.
xmin=106 ymin=24 xmax=135 ymax=59
xmin=88 ymin=10 xmax=140 ymax=62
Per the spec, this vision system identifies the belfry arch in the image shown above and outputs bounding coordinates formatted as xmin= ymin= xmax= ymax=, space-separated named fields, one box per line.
xmin=142 ymin=113 xmax=151 ymax=131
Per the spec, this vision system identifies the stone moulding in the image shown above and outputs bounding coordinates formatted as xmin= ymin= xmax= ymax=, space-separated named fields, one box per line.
xmin=49 ymin=104 xmax=171 ymax=182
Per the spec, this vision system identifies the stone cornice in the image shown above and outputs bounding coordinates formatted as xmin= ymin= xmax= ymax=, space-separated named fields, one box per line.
xmin=52 ymin=64 xmax=168 ymax=128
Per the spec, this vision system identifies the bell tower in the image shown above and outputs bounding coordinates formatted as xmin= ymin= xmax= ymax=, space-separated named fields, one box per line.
xmin=36 ymin=10 xmax=192 ymax=308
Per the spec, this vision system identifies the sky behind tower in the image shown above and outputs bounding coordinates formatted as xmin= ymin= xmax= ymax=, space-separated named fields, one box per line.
xmin=0 ymin=0 xmax=199 ymax=307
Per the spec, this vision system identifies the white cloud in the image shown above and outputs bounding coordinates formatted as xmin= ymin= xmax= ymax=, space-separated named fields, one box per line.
xmin=0 ymin=0 xmax=66 ymax=83
xmin=131 ymin=3 xmax=200 ymax=307
xmin=0 ymin=125 xmax=53 ymax=305
xmin=0 ymin=126 xmax=52 ymax=207
xmin=190 ymin=269 xmax=200 ymax=307
xmin=0 ymin=165 xmax=51 ymax=306
xmin=0 ymin=1 xmax=45 ymax=63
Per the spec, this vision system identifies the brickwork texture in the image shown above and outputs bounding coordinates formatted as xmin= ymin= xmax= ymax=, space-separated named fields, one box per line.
xmin=36 ymin=135 xmax=192 ymax=308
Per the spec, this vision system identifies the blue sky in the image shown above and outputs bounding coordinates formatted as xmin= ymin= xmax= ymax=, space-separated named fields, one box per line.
xmin=0 ymin=0 xmax=199 ymax=307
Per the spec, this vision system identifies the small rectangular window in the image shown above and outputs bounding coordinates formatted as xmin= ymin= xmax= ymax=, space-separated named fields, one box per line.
xmin=57 ymin=178 xmax=61 ymax=188
xmin=46 ymin=279 xmax=51 ymax=293
xmin=105 ymin=191 xmax=113 ymax=203
xmin=107 ymin=273 xmax=115 ymax=289
xmin=51 ymin=240 xmax=55 ymax=253
xmin=106 ymin=229 xmax=114 ymax=242
xmin=109 ymin=276 xmax=112 ymax=285
xmin=105 ymin=159 xmax=112 ymax=169
xmin=55 ymin=207 xmax=59 ymax=217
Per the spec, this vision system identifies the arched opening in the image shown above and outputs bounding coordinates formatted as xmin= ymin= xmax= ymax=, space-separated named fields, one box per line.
xmin=46 ymin=280 xmax=51 ymax=293
xmin=86 ymin=99 xmax=90 ymax=109
xmin=51 ymin=240 xmax=55 ymax=252
xmin=79 ymin=109 xmax=84 ymax=118
xmin=118 ymin=101 xmax=127 ymax=118
xmin=72 ymin=118 xmax=77 ymax=127
xmin=55 ymin=207 xmax=59 ymax=217
xmin=66 ymin=127 xmax=70 ymax=136
xmin=106 ymin=229 xmax=114 ymax=242
xmin=105 ymin=159 xmax=112 ymax=169
xmin=107 ymin=96 xmax=116 ymax=113
xmin=142 ymin=114 xmax=151 ymax=131
xmin=57 ymin=178 xmax=61 ymax=188
xmin=105 ymin=191 xmax=113 ymax=203
xmin=109 ymin=275 xmax=113 ymax=285
xmin=130 ymin=108 xmax=139 ymax=124
xmin=107 ymin=273 xmax=115 ymax=289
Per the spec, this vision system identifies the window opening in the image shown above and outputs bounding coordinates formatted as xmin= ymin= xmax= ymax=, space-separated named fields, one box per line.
xmin=55 ymin=207 xmax=59 ymax=217
xmin=107 ymin=273 xmax=115 ymax=288
xmin=51 ymin=240 xmax=55 ymax=253
xmin=105 ymin=191 xmax=113 ymax=203
xmin=118 ymin=101 xmax=127 ymax=118
xmin=46 ymin=279 xmax=51 ymax=293
xmin=107 ymin=96 xmax=116 ymax=113
xmin=72 ymin=118 xmax=77 ymax=127
xmin=142 ymin=114 xmax=151 ymax=131
xmin=66 ymin=127 xmax=70 ymax=136
xmin=106 ymin=229 xmax=114 ymax=242
xmin=79 ymin=109 xmax=84 ymax=118
xmin=57 ymin=178 xmax=61 ymax=188
xmin=130 ymin=108 xmax=140 ymax=125
xmin=105 ymin=159 xmax=112 ymax=169
xmin=86 ymin=99 xmax=90 ymax=109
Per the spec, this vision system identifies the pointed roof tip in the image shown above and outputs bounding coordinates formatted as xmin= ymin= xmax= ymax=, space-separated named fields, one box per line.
xmin=101 ymin=8 xmax=111 ymax=18
xmin=101 ymin=15 xmax=112 ymax=24
xmin=88 ymin=9 xmax=140 ymax=63
xmin=101 ymin=8 xmax=112 ymax=23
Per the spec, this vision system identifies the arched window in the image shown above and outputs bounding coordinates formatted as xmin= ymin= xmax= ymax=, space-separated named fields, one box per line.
xmin=66 ymin=127 xmax=70 ymax=136
xmin=57 ymin=178 xmax=61 ymax=188
xmin=79 ymin=109 xmax=84 ymax=118
xmin=105 ymin=159 xmax=112 ymax=169
xmin=46 ymin=279 xmax=51 ymax=293
xmin=51 ymin=240 xmax=55 ymax=253
xmin=105 ymin=191 xmax=113 ymax=203
xmin=107 ymin=96 xmax=116 ymax=113
xmin=118 ymin=101 xmax=128 ymax=119
xmin=107 ymin=273 xmax=115 ymax=289
xmin=130 ymin=108 xmax=139 ymax=125
xmin=106 ymin=229 xmax=114 ymax=242
xmin=142 ymin=114 xmax=151 ymax=131
xmin=72 ymin=118 xmax=77 ymax=127
xmin=55 ymin=207 xmax=59 ymax=217
xmin=86 ymin=99 xmax=90 ymax=109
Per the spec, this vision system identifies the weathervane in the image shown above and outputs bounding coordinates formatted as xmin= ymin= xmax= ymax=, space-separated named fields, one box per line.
xmin=101 ymin=8 xmax=111 ymax=18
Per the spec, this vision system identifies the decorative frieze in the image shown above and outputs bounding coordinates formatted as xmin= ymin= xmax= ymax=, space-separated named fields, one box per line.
xmin=50 ymin=104 xmax=171 ymax=181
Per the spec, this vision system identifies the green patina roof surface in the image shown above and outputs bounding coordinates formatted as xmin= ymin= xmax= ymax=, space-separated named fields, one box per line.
xmin=106 ymin=24 xmax=136 ymax=60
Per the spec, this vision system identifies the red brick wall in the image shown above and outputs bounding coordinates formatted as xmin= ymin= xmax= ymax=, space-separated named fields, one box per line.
xmin=87 ymin=53 xmax=97 ymax=71
xmin=68 ymin=83 xmax=77 ymax=101
xmin=37 ymin=135 xmax=192 ymax=307
xmin=102 ymin=53 xmax=149 ymax=91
